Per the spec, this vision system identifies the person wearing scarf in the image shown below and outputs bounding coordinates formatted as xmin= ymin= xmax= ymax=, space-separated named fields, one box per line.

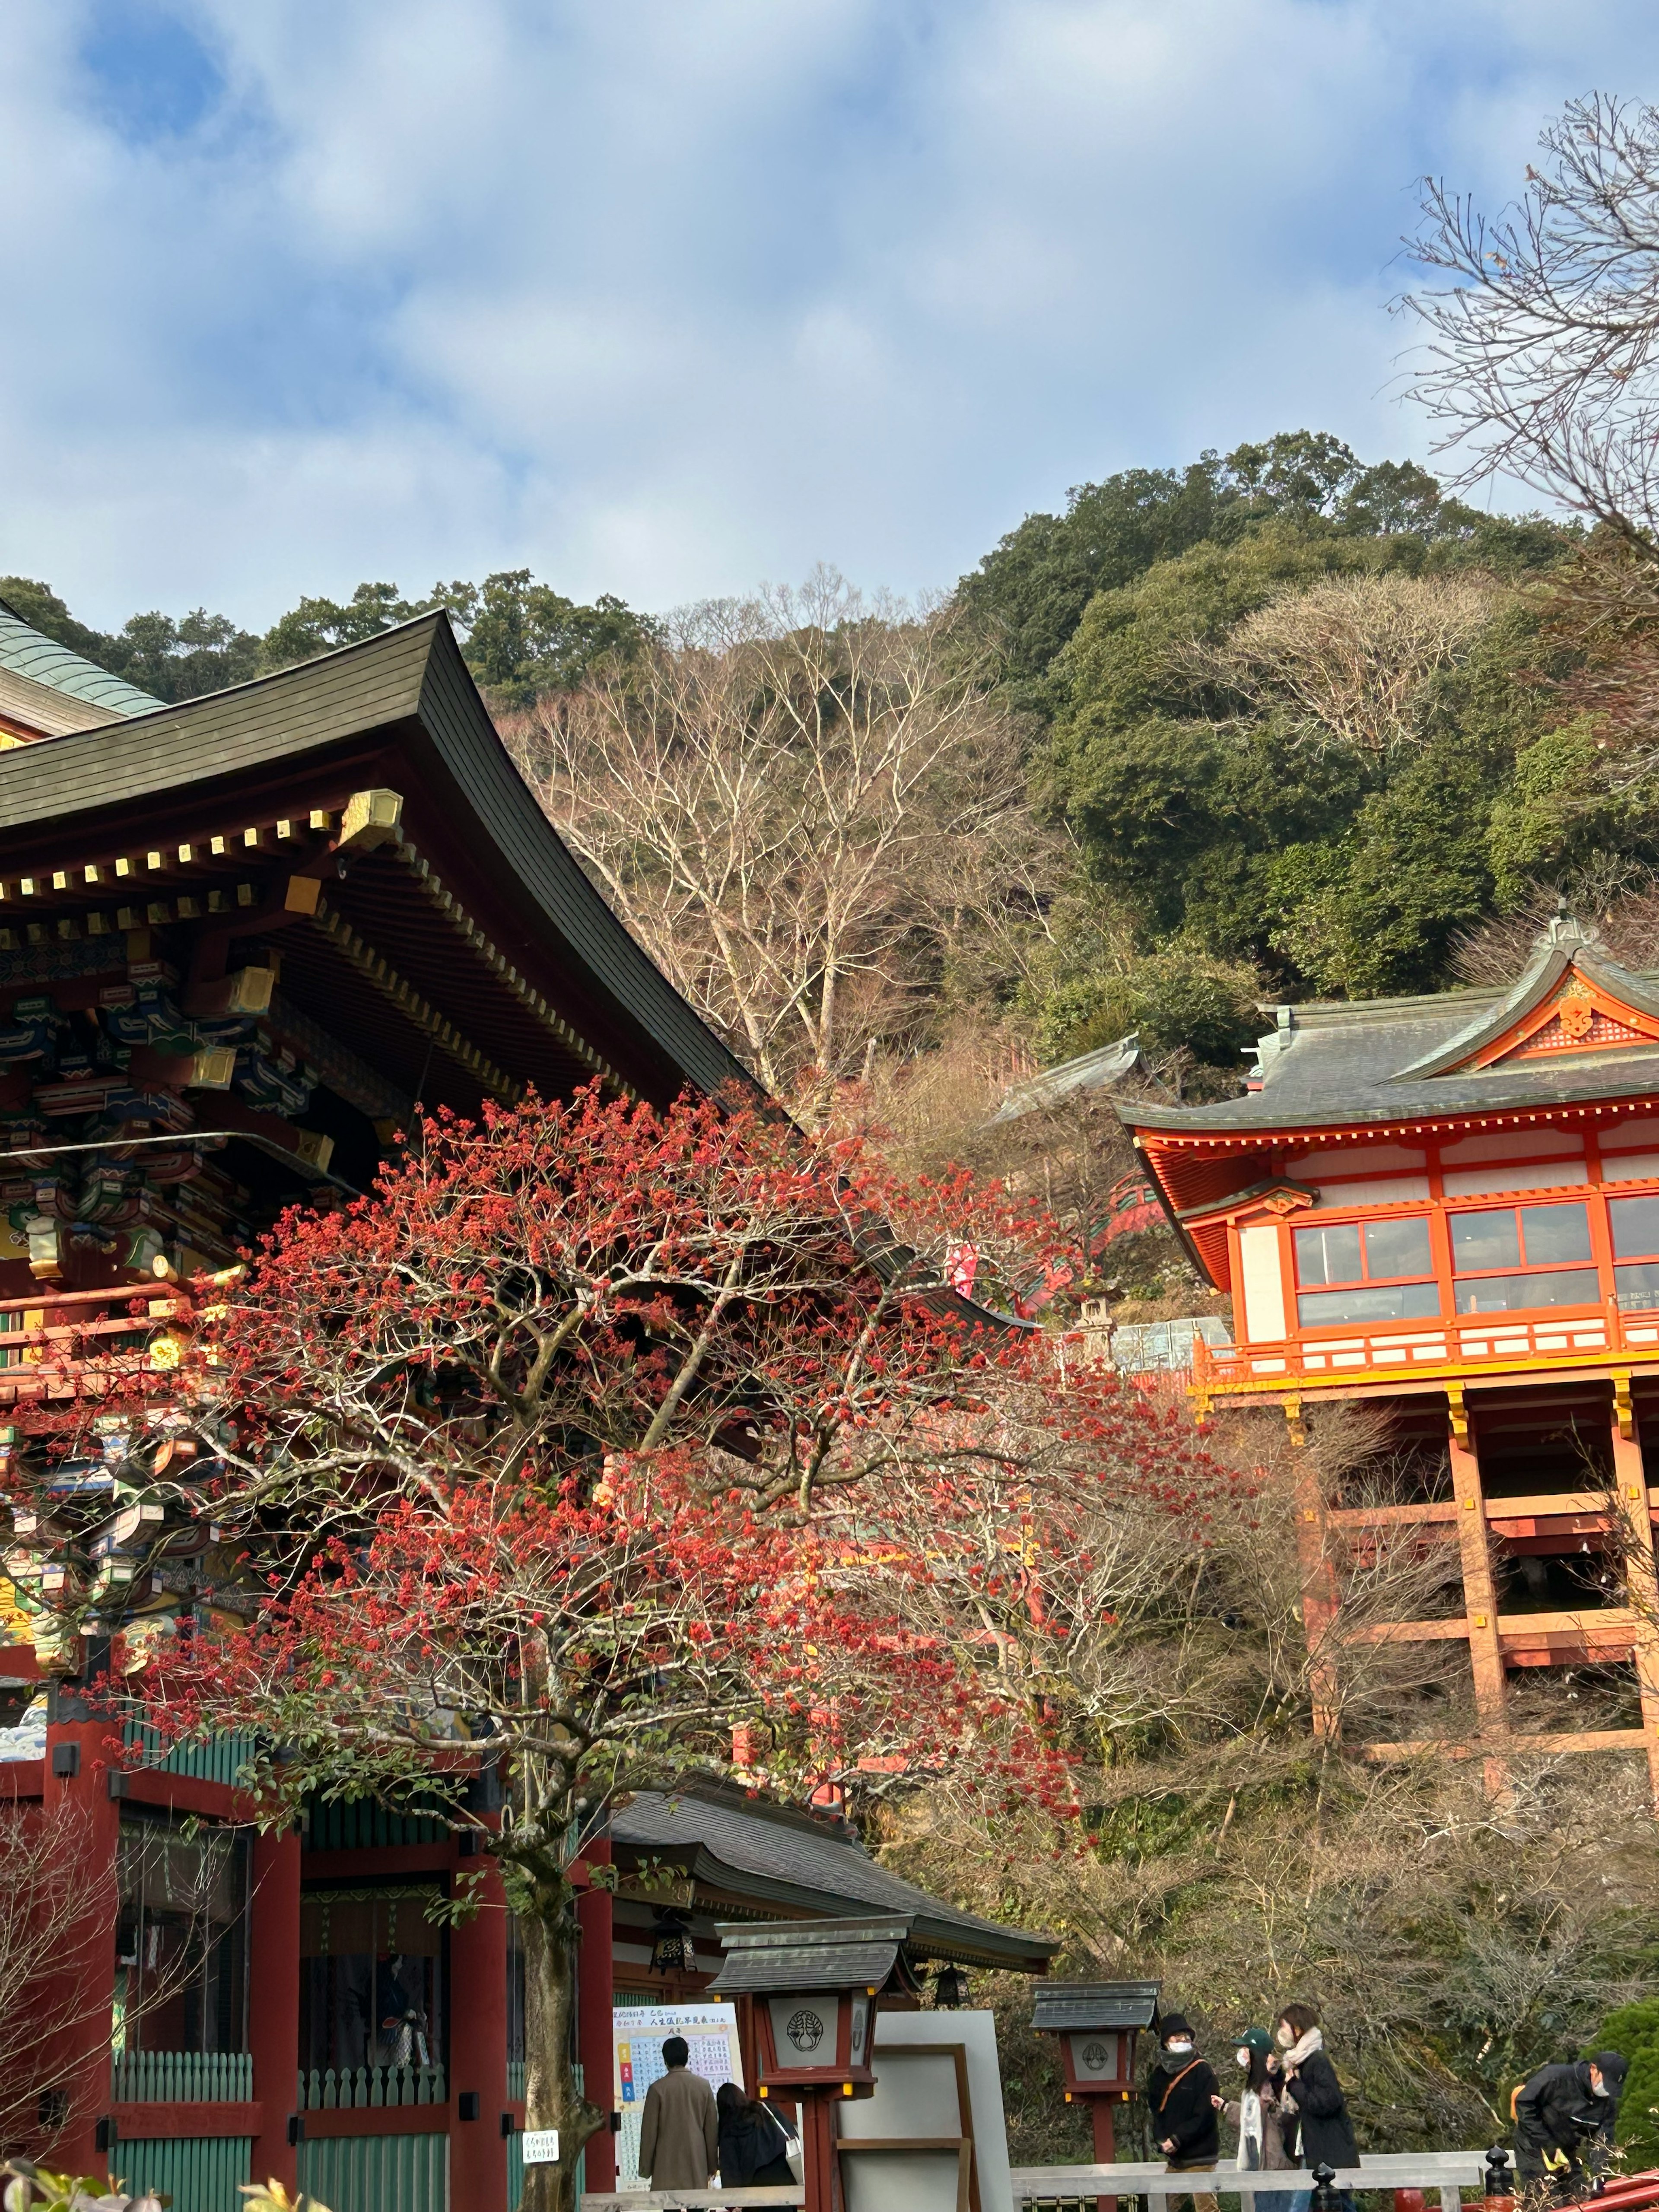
xmin=1218 ymin=2028 xmax=1302 ymax=2212
xmin=1276 ymin=2005 xmax=1357 ymax=2211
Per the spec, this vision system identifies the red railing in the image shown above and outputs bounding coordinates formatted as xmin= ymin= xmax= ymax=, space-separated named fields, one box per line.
xmin=1192 ymin=1295 xmax=1659 ymax=1400
xmin=0 ymin=1281 xmax=194 ymax=1405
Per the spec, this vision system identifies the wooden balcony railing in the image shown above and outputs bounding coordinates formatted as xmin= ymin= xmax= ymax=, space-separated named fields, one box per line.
xmin=112 ymin=2048 xmax=253 ymax=2102
xmin=1192 ymin=1295 xmax=1659 ymax=1405
xmin=0 ymin=1281 xmax=193 ymax=1406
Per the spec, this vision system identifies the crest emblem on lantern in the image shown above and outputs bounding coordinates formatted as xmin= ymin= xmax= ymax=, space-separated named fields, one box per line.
xmin=1082 ymin=2039 xmax=1109 ymax=2069
xmin=787 ymin=2008 xmax=826 ymax=2052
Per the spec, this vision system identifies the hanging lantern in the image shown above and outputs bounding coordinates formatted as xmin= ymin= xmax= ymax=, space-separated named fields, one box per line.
xmin=649 ymin=1909 xmax=694 ymax=1977
xmin=932 ymin=1964 xmax=968 ymax=2009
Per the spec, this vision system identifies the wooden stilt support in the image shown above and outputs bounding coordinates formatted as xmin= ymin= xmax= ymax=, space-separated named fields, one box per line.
xmin=1446 ymin=1387 xmax=1510 ymax=1798
xmin=1287 ymin=1397 xmax=1343 ymax=1740
xmin=1607 ymin=1376 xmax=1659 ymax=1810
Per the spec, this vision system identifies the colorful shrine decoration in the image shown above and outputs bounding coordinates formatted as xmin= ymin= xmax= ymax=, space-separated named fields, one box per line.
xmin=1119 ymin=913 xmax=1659 ymax=1802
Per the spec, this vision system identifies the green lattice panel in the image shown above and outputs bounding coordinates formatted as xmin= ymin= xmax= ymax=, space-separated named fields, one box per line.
xmin=299 ymin=2131 xmax=448 ymax=2212
xmin=116 ymin=2135 xmax=251 ymax=2212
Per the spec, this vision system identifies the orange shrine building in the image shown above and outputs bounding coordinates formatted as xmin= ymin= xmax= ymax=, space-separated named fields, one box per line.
xmin=1119 ymin=915 xmax=1659 ymax=1798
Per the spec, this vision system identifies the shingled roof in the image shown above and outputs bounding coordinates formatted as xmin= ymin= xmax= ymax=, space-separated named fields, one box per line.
xmin=0 ymin=599 xmax=160 ymax=737
xmin=0 ymin=612 xmax=757 ymax=1109
xmin=610 ymin=1782 xmax=1058 ymax=1973
xmin=1121 ymin=917 xmax=1659 ymax=1139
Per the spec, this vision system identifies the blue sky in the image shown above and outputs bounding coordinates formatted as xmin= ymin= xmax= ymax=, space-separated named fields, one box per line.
xmin=5 ymin=0 xmax=1659 ymax=629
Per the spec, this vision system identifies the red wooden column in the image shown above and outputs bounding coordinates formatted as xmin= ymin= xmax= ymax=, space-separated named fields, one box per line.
xmin=248 ymin=1826 xmax=300 ymax=2195
xmin=576 ymin=1844 xmax=616 ymax=2192
xmin=41 ymin=1662 xmax=122 ymax=2177
xmin=448 ymin=1844 xmax=509 ymax=2212
xmin=1608 ymin=1379 xmax=1659 ymax=1808
xmin=1446 ymin=1388 xmax=1510 ymax=1796
xmin=1285 ymin=1400 xmax=1342 ymax=1739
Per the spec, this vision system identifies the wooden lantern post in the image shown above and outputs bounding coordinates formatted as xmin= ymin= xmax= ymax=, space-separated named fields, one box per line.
xmin=710 ymin=1914 xmax=911 ymax=2212
xmin=1033 ymin=1980 xmax=1162 ymax=2212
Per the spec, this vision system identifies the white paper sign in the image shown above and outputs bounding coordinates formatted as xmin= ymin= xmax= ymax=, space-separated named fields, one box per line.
xmin=522 ymin=2129 xmax=560 ymax=2166
xmin=614 ymin=2001 xmax=744 ymax=2192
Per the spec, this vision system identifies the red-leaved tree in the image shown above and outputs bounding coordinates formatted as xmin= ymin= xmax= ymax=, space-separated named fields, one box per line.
xmin=99 ymin=1087 xmax=1231 ymax=2211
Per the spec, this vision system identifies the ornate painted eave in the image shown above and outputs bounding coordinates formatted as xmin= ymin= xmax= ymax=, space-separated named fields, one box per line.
xmin=0 ymin=613 xmax=758 ymax=1113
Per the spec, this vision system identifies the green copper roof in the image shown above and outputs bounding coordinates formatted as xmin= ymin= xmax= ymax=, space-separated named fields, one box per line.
xmin=0 ymin=599 xmax=159 ymax=720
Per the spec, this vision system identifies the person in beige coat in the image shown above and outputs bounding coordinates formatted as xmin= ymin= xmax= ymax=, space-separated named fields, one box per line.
xmin=638 ymin=2037 xmax=719 ymax=2190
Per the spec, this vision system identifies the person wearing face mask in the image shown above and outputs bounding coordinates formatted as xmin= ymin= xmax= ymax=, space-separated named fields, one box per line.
xmin=1149 ymin=2012 xmax=1221 ymax=2212
xmin=1214 ymin=2028 xmax=1303 ymax=2212
xmin=1513 ymin=2052 xmax=1629 ymax=2191
xmin=1274 ymin=2003 xmax=1357 ymax=2207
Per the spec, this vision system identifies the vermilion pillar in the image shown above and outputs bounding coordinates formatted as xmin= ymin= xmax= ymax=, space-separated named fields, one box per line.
xmin=1608 ymin=1384 xmax=1659 ymax=1805
xmin=449 ymin=1847 xmax=509 ymax=2212
xmin=576 ymin=1850 xmax=616 ymax=2192
xmin=248 ymin=1827 xmax=300 ymax=2195
xmin=41 ymin=1666 xmax=122 ymax=2178
xmin=1447 ymin=1392 xmax=1510 ymax=1795
xmin=1285 ymin=1401 xmax=1342 ymax=1739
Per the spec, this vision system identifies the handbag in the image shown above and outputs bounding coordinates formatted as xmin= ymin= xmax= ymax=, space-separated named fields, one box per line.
xmin=774 ymin=2106 xmax=804 ymax=2185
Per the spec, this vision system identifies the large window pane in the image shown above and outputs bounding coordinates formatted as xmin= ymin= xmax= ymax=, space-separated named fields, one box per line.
xmin=1362 ymin=1217 xmax=1433 ymax=1279
xmin=115 ymin=1818 xmax=247 ymax=2056
xmin=1451 ymin=1211 xmax=1521 ymax=1271
xmin=1610 ymin=1195 xmax=1659 ymax=1260
xmin=1298 ymin=1281 xmax=1442 ymax=1328
xmin=1616 ymin=1261 xmax=1659 ymax=1312
xmin=1519 ymin=1202 xmax=1592 ymax=1265
xmin=1453 ymin=1267 xmax=1598 ymax=1314
xmin=1294 ymin=1223 xmax=1361 ymax=1286
xmin=300 ymin=1885 xmax=445 ymax=2072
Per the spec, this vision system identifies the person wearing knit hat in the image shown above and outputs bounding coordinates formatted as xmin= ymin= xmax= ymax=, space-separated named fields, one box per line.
xmin=1150 ymin=2012 xmax=1221 ymax=2212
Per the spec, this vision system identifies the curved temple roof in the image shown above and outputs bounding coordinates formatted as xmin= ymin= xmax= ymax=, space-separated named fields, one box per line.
xmin=0 ymin=598 xmax=160 ymax=734
xmin=612 ymin=1782 xmax=1058 ymax=1973
xmin=1120 ymin=917 xmax=1659 ymax=1140
xmin=0 ymin=611 xmax=757 ymax=1109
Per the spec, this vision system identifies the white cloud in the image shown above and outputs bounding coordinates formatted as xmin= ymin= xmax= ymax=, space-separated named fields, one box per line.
xmin=3 ymin=0 xmax=1659 ymax=628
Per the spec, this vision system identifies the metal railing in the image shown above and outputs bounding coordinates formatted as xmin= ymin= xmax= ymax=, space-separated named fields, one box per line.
xmin=112 ymin=2048 xmax=253 ymax=2103
xmin=508 ymin=2058 xmax=526 ymax=2100
xmin=298 ymin=2062 xmax=448 ymax=2110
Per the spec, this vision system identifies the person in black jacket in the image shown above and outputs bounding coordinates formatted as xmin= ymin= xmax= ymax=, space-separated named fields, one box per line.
xmin=1513 ymin=2053 xmax=1628 ymax=2190
xmin=1150 ymin=2012 xmax=1221 ymax=2212
xmin=715 ymin=2082 xmax=795 ymax=2190
xmin=1276 ymin=2005 xmax=1358 ymax=2210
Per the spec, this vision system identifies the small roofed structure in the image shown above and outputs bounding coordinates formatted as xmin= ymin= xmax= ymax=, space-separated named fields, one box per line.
xmin=709 ymin=1913 xmax=914 ymax=1997
xmin=1031 ymin=1979 xmax=1161 ymax=2034
xmin=0 ymin=596 xmax=159 ymax=742
xmin=989 ymin=1031 xmax=1155 ymax=1124
xmin=610 ymin=1779 xmax=1058 ymax=1977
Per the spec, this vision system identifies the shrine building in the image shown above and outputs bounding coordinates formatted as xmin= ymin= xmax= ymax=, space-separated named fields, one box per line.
xmin=1119 ymin=914 xmax=1659 ymax=1800
xmin=0 ymin=604 xmax=1055 ymax=2210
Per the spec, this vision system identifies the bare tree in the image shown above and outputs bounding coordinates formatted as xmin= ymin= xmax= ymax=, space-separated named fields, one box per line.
xmin=1189 ymin=572 xmax=1499 ymax=757
xmin=503 ymin=569 xmax=1048 ymax=1109
xmin=0 ymin=1803 xmax=117 ymax=2157
xmin=1403 ymin=95 xmax=1659 ymax=551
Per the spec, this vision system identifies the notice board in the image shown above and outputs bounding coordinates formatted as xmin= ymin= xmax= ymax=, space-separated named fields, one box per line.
xmin=612 ymin=2000 xmax=744 ymax=2191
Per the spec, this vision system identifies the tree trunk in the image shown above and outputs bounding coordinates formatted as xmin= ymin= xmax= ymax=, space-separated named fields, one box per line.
xmin=518 ymin=1874 xmax=605 ymax=2212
